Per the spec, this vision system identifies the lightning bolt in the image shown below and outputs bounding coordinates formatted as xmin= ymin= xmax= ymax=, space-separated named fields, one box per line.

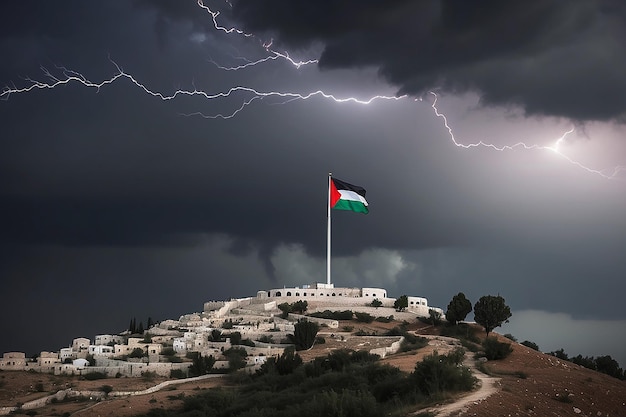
xmin=0 ymin=59 xmax=405 ymax=120
xmin=197 ymin=0 xmax=318 ymax=70
xmin=2 ymin=1 xmax=624 ymax=181
xmin=424 ymin=92 xmax=626 ymax=180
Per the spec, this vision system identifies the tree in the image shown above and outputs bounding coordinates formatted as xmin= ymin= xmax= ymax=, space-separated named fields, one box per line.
xmin=278 ymin=302 xmax=292 ymax=318
xmin=292 ymin=300 xmax=308 ymax=314
xmin=370 ymin=298 xmax=382 ymax=308
xmin=428 ymin=309 xmax=443 ymax=326
xmin=291 ymin=319 xmax=319 ymax=351
xmin=521 ymin=340 xmax=539 ymax=351
xmin=210 ymin=329 xmax=223 ymax=342
xmin=188 ymin=352 xmax=216 ymax=377
xmin=445 ymin=292 xmax=472 ymax=325
xmin=394 ymin=295 xmax=408 ymax=312
xmin=129 ymin=347 xmax=146 ymax=358
xmin=146 ymin=317 xmax=154 ymax=329
xmin=228 ymin=331 xmax=242 ymax=345
xmin=473 ymin=295 xmax=512 ymax=337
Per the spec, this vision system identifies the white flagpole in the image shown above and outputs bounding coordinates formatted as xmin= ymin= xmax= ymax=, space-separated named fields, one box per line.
xmin=327 ymin=172 xmax=332 ymax=286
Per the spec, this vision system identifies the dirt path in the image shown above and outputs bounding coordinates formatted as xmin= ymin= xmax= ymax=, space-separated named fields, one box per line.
xmin=422 ymin=355 xmax=500 ymax=417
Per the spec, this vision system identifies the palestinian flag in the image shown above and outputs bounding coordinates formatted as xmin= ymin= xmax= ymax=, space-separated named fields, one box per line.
xmin=330 ymin=177 xmax=369 ymax=214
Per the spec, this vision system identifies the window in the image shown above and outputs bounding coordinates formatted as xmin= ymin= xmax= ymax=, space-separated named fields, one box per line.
xmin=303 ymin=292 xmax=307 ymax=296
xmin=287 ymin=292 xmax=292 ymax=296
xmin=296 ymin=292 xmax=300 ymax=296
xmin=275 ymin=291 xmax=282 ymax=297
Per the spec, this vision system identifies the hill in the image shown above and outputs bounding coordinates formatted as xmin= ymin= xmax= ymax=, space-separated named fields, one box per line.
xmin=1 ymin=320 xmax=624 ymax=416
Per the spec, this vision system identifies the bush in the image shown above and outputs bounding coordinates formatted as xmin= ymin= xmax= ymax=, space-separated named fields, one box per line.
xmin=520 ymin=340 xmax=539 ymax=351
xmin=128 ymin=347 xmax=146 ymax=358
xmin=83 ymin=372 xmax=107 ymax=380
xmin=412 ymin=349 xmax=475 ymax=396
xmin=161 ymin=347 xmax=176 ymax=356
xmin=309 ymin=310 xmax=353 ymax=320
xmin=170 ymin=369 xmax=186 ymax=379
xmin=355 ymin=312 xmax=374 ymax=323
xmin=482 ymin=337 xmax=513 ymax=360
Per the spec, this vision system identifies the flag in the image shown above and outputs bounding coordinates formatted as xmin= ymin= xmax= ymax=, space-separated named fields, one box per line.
xmin=330 ymin=177 xmax=369 ymax=214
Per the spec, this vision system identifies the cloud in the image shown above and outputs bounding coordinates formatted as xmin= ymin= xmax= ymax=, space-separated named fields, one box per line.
xmin=271 ymin=244 xmax=416 ymax=290
xmin=229 ymin=0 xmax=626 ymax=122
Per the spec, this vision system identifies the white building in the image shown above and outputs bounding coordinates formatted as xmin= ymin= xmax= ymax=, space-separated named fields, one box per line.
xmin=88 ymin=345 xmax=115 ymax=357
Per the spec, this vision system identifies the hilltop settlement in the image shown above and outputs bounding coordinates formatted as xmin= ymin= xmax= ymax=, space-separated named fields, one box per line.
xmin=1 ymin=283 xmax=440 ymax=378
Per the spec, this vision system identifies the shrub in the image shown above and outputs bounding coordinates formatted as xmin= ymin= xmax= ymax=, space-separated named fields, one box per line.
xmin=161 ymin=347 xmax=176 ymax=356
xmin=355 ymin=312 xmax=374 ymax=323
xmin=128 ymin=347 xmax=146 ymax=358
xmin=412 ymin=349 xmax=475 ymax=396
xmin=170 ymin=369 xmax=186 ymax=379
xmin=375 ymin=315 xmax=394 ymax=323
xmin=370 ymin=299 xmax=383 ymax=308
xmin=83 ymin=372 xmax=107 ymax=380
xmin=309 ymin=310 xmax=353 ymax=320
xmin=503 ymin=333 xmax=517 ymax=342
xmin=521 ymin=340 xmax=539 ymax=351
xmin=483 ymin=337 xmax=513 ymax=360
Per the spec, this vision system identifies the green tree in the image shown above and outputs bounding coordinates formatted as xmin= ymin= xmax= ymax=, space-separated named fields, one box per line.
xmin=291 ymin=320 xmax=319 ymax=351
xmin=429 ymin=309 xmax=443 ymax=326
xmin=86 ymin=354 xmax=96 ymax=367
xmin=370 ymin=298 xmax=382 ymax=308
xmin=228 ymin=331 xmax=242 ymax=345
xmin=473 ymin=295 xmax=512 ymax=337
xmin=223 ymin=348 xmax=247 ymax=372
xmin=292 ymin=300 xmax=308 ymax=314
xmin=394 ymin=295 xmax=408 ymax=312
xmin=521 ymin=340 xmax=539 ymax=351
xmin=188 ymin=352 xmax=216 ymax=377
xmin=445 ymin=292 xmax=472 ymax=325
xmin=210 ymin=329 xmax=223 ymax=342
xmin=594 ymin=355 xmax=624 ymax=379
xmin=100 ymin=385 xmax=113 ymax=397
xmin=278 ymin=302 xmax=293 ymax=318
xmin=128 ymin=347 xmax=146 ymax=358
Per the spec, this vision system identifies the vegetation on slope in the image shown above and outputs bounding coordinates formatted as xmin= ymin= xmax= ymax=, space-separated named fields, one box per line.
xmin=141 ymin=348 xmax=475 ymax=417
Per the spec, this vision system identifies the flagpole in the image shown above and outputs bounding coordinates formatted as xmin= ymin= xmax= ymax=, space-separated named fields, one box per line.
xmin=327 ymin=172 xmax=332 ymax=286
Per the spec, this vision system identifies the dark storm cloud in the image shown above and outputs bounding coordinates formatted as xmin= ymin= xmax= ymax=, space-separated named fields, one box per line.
xmin=2 ymin=0 xmax=626 ymax=364
xmin=229 ymin=0 xmax=626 ymax=122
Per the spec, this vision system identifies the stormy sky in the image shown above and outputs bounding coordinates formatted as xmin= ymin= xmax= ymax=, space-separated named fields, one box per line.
xmin=1 ymin=1 xmax=625 ymax=366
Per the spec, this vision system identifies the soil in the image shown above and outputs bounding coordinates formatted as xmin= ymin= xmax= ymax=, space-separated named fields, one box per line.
xmin=2 ymin=322 xmax=625 ymax=417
